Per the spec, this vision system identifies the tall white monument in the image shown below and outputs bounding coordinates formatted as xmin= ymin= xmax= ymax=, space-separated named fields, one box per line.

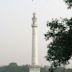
xmin=29 ymin=13 xmax=40 ymax=72
xmin=32 ymin=13 xmax=38 ymax=66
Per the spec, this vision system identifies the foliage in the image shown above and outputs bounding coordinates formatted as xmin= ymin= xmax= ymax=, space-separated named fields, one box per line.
xmin=0 ymin=63 xmax=72 ymax=72
xmin=40 ymin=66 xmax=49 ymax=72
xmin=66 ymin=69 xmax=72 ymax=72
xmin=0 ymin=63 xmax=29 ymax=72
xmin=45 ymin=18 xmax=72 ymax=69
xmin=64 ymin=0 xmax=72 ymax=8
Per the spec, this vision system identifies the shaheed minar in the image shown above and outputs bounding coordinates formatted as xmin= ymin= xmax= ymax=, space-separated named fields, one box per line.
xmin=32 ymin=13 xmax=38 ymax=65
xmin=29 ymin=13 xmax=40 ymax=72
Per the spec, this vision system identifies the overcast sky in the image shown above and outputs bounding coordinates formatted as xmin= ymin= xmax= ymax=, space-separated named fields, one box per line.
xmin=0 ymin=0 xmax=72 ymax=67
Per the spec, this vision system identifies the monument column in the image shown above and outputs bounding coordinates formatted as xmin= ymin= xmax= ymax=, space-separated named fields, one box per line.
xmin=29 ymin=13 xmax=40 ymax=72
xmin=32 ymin=13 xmax=38 ymax=66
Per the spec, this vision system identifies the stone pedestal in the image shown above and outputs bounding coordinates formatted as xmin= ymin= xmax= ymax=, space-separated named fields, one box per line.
xmin=29 ymin=65 xmax=40 ymax=72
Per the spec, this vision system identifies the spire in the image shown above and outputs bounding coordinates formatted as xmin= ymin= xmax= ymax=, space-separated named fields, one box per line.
xmin=32 ymin=12 xmax=37 ymax=27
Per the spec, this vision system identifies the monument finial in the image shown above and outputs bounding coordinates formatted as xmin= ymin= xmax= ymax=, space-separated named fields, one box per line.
xmin=32 ymin=12 xmax=37 ymax=25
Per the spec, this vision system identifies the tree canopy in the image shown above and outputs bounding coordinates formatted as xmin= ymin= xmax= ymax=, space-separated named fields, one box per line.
xmin=0 ymin=63 xmax=29 ymax=72
xmin=45 ymin=18 xmax=72 ymax=69
xmin=64 ymin=0 xmax=72 ymax=8
xmin=44 ymin=0 xmax=72 ymax=72
xmin=0 ymin=63 xmax=72 ymax=72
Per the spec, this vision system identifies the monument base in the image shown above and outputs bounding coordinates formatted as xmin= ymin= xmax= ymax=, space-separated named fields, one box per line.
xmin=29 ymin=65 xmax=40 ymax=72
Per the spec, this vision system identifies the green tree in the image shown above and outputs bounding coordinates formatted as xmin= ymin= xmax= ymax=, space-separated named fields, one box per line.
xmin=64 ymin=0 xmax=72 ymax=8
xmin=0 ymin=62 xmax=29 ymax=72
xmin=45 ymin=18 xmax=72 ymax=71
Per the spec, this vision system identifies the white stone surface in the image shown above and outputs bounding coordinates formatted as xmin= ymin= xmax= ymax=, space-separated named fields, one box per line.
xmin=29 ymin=66 xmax=40 ymax=72
xmin=32 ymin=13 xmax=38 ymax=65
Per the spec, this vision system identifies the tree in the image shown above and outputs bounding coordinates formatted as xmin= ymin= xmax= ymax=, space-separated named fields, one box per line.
xmin=45 ymin=18 xmax=72 ymax=70
xmin=64 ymin=0 xmax=72 ymax=8
xmin=8 ymin=62 xmax=18 ymax=67
xmin=0 ymin=62 xmax=29 ymax=72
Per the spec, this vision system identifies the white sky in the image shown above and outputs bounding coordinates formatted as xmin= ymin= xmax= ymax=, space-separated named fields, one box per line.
xmin=0 ymin=0 xmax=72 ymax=67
